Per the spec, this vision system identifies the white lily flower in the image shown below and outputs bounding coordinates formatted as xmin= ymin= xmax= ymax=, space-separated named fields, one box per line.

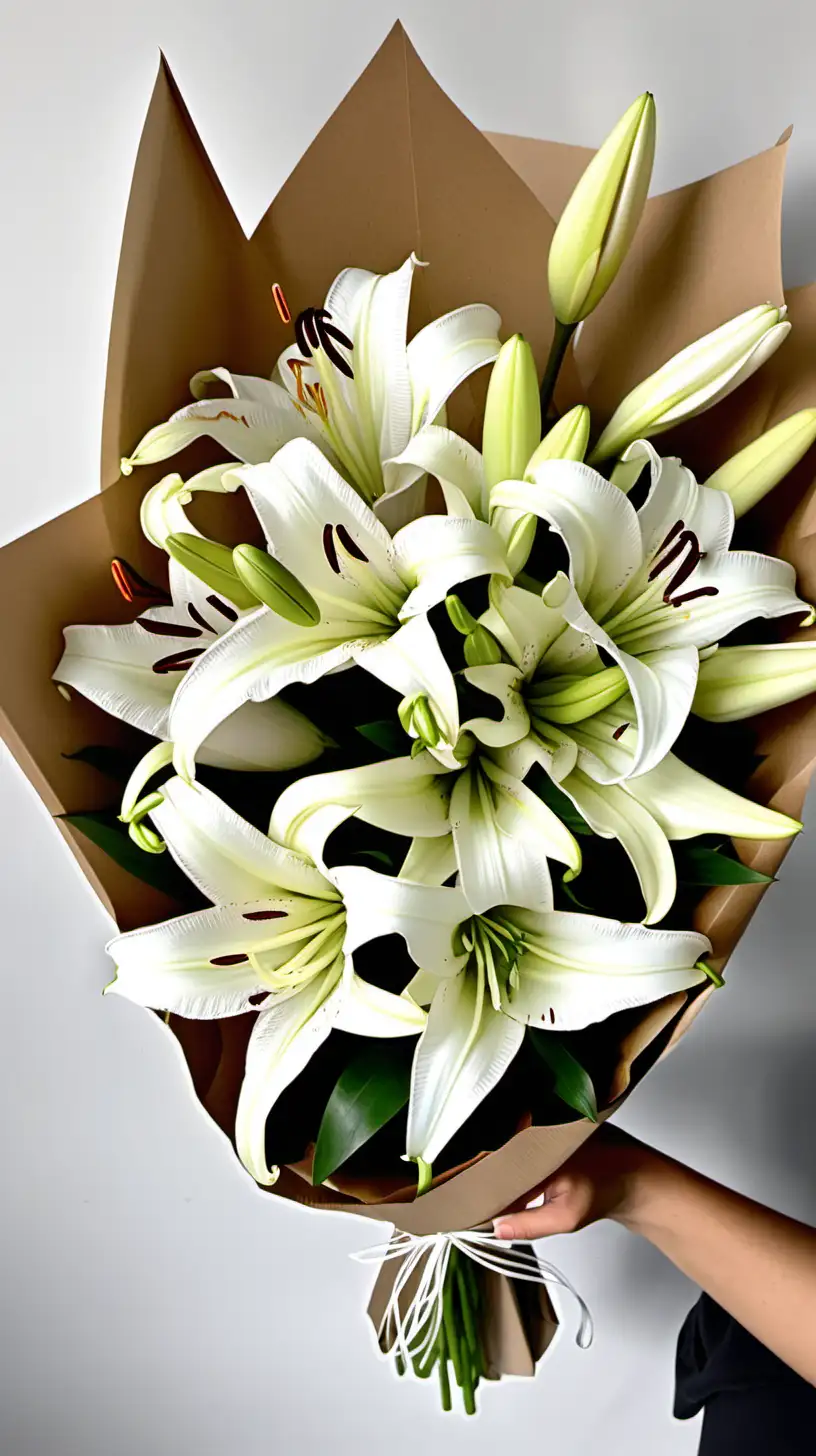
xmin=693 ymin=642 xmax=816 ymax=723
xmin=331 ymin=867 xmax=708 ymax=1167
xmin=105 ymin=778 xmax=425 ymax=1186
xmin=53 ymin=539 xmax=328 ymax=773
xmin=490 ymin=442 xmax=812 ymax=778
xmin=166 ymin=440 xmax=509 ymax=780
xmin=270 ymin=743 xmax=581 ymax=920
xmin=120 ymin=256 xmax=501 ymax=512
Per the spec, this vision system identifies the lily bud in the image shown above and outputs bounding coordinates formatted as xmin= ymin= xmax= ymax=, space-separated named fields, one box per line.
xmin=166 ymin=532 xmax=259 ymax=611
xmin=526 ymin=405 xmax=591 ymax=475
xmin=445 ymin=594 xmax=479 ymax=636
xmin=494 ymin=406 xmax=591 ymax=577
xmin=548 ymin=93 xmax=656 ymax=326
xmin=590 ymin=303 xmax=791 ymax=464
xmin=398 ymin=693 xmax=442 ymax=748
xmin=527 ymin=666 xmax=628 ymax=724
xmin=482 ymin=335 xmax=541 ymax=489
xmin=232 ymin=544 xmax=321 ymax=627
xmin=705 ymin=408 xmax=816 ymax=517
xmin=693 ymin=642 xmax=816 ymax=723
xmin=463 ymin=625 xmax=503 ymax=668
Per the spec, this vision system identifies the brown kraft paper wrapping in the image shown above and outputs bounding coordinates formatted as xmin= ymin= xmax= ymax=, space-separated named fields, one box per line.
xmin=3 ymin=24 xmax=816 ymax=1372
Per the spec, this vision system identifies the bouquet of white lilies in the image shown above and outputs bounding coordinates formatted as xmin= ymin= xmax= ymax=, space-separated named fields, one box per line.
xmin=7 ymin=29 xmax=816 ymax=1415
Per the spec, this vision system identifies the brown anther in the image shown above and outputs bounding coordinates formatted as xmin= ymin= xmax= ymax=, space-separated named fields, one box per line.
xmin=111 ymin=558 xmax=171 ymax=607
xmin=206 ymin=595 xmax=238 ymax=623
xmin=335 ymin=523 xmax=369 ymax=562
xmin=612 ymin=722 xmax=630 ymax=741
xmin=187 ymin=603 xmax=214 ymax=632
xmin=272 ymin=282 xmax=291 ymax=325
xmin=210 ymin=953 xmax=250 ymax=966
xmin=322 ymin=524 xmax=340 ymax=575
xmin=152 ymin=647 xmax=206 ymax=674
xmin=242 ymin=910 xmax=288 ymax=921
xmin=670 ymin=586 xmax=720 ymax=607
xmin=137 ymin=617 xmax=202 ymax=639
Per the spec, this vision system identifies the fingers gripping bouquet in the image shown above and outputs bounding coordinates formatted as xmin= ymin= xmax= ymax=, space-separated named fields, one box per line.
xmin=6 ymin=26 xmax=816 ymax=1414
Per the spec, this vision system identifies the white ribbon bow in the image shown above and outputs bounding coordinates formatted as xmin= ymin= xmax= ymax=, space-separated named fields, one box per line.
xmin=352 ymin=1227 xmax=593 ymax=1369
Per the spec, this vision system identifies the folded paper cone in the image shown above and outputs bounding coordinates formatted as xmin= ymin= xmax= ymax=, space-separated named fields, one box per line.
xmin=3 ymin=23 xmax=816 ymax=1379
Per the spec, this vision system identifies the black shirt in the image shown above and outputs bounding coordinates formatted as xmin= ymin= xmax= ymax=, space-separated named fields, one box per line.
xmin=675 ymin=1295 xmax=816 ymax=1453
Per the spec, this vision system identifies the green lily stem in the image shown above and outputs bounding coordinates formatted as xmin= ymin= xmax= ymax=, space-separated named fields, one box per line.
xmin=539 ymin=319 xmax=576 ymax=421
xmin=416 ymin=1158 xmax=434 ymax=1195
xmin=437 ymin=1323 xmax=452 ymax=1412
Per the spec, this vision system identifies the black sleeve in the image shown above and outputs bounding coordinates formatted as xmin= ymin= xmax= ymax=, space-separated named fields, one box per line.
xmin=675 ymin=1294 xmax=816 ymax=1455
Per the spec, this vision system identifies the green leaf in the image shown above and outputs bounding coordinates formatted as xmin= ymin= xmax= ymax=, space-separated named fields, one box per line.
xmin=527 ymin=1030 xmax=599 ymax=1121
xmin=527 ymin=766 xmax=593 ymax=835
xmin=60 ymin=812 xmax=191 ymax=899
xmin=349 ymin=848 xmax=397 ymax=870
xmin=355 ymin=720 xmax=406 ymax=756
xmin=312 ymin=1041 xmax=412 ymax=1185
xmin=674 ymin=843 xmax=773 ymax=886
xmin=63 ymin=745 xmax=136 ymax=782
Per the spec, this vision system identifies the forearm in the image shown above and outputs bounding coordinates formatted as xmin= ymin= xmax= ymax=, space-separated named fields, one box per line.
xmin=618 ymin=1142 xmax=816 ymax=1386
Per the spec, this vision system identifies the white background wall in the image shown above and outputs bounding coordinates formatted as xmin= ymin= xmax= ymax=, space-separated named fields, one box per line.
xmin=2 ymin=3 xmax=816 ymax=1452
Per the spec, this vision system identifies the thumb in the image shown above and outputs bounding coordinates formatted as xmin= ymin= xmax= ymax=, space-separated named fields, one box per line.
xmin=493 ymin=1174 xmax=590 ymax=1240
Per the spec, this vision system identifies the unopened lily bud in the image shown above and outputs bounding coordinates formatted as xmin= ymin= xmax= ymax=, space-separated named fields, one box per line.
xmin=527 ymin=666 xmax=628 ymax=724
xmin=464 ymin=625 xmax=503 ymax=667
xmin=693 ymin=642 xmax=816 ymax=723
xmin=127 ymin=819 xmax=166 ymax=855
xmin=233 ymin=544 xmax=320 ymax=627
xmin=398 ymin=694 xmax=441 ymax=748
xmin=705 ymin=408 xmax=816 ymax=517
xmin=590 ymin=303 xmax=791 ymax=465
xmin=483 ymin=335 xmax=541 ymax=489
xmin=526 ymin=405 xmax=591 ymax=475
xmin=548 ymin=93 xmax=656 ymax=326
xmin=493 ymin=406 xmax=592 ymax=576
xmin=166 ymin=532 xmax=259 ymax=611
xmin=445 ymin=594 xmax=479 ymax=636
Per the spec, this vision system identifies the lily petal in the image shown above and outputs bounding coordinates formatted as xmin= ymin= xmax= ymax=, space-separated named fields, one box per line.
xmin=492 ymin=460 xmax=641 ymax=620
xmin=399 ymin=834 xmax=458 ymax=886
xmin=325 ymin=256 xmax=417 ymax=466
xmin=357 ymin=614 xmax=460 ymax=753
xmin=504 ymin=910 xmax=708 ymax=1031
xmin=331 ymin=864 xmax=468 ymax=974
xmin=383 ymin=425 xmax=487 ymax=517
xmin=406 ymin=304 xmax=501 ymax=434
xmin=236 ymin=968 xmax=343 ymax=1185
xmin=106 ymin=900 xmax=312 ymax=1018
xmin=233 ymin=440 xmax=404 ymax=605
xmin=559 ymin=767 xmax=676 ymax=925
xmin=450 ymin=757 xmax=580 ymax=914
xmin=121 ymin=391 xmax=309 ymax=475
xmin=461 ymin=663 xmax=531 ymax=748
xmin=394 ymin=515 xmax=510 ymax=619
xmin=613 ymin=548 xmax=813 ymax=656
xmin=625 ymin=752 xmax=803 ymax=842
xmin=406 ymin=971 xmax=524 ymax=1164
xmin=543 ymin=575 xmax=699 ymax=779
xmin=334 ymin=970 xmax=428 ymax=1036
xmin=482 ymin=581 xmax=568 ymax=677
xmin=167 ymin=607 xmax=377 ymax=782
xmin=270 ymin=752 xmax=454 ymax=859
xmin=150 ymin=777 xmax=331 ymax=902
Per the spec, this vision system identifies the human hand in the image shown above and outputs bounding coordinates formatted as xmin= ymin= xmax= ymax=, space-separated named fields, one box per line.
xmin=492 ymin=1125 xmax=662 ymax=1241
